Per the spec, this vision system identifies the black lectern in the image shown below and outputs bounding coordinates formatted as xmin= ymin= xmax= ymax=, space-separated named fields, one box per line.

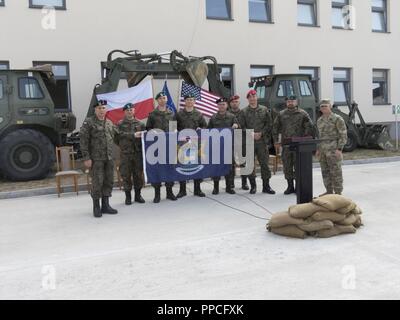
xmin=283 ymin=137 xmax=319 ymax=204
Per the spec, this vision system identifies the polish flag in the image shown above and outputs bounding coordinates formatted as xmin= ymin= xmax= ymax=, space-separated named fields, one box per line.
xmin=97 ymin=80 xmax=154 ymax=123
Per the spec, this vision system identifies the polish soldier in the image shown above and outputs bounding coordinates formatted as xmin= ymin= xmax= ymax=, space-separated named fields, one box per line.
xmin=273 ymin=95 xmax=314 ymax=194
xmin=174 ymin=92 xmax=207 ymax=198
xmin=229 ymin=94 xmax=249 ymax=191
xmin=316 ymin=99 xmax=347 ymax=195
xmin=146 ymin=91 xmax=178 ymax=203
xmin=80 ymin=99 xmax=118 ymax=218
xmin=238 ymin=89 xmax=275 ymax=195
xmin=114 ymin=103 xmax=146 ymax=205
xmin=208 ymin=97 xmax=239 ymax=195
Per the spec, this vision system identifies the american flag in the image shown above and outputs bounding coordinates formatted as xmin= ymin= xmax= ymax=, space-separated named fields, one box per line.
xmin=179 ymin=81 xmax=220 ymax=117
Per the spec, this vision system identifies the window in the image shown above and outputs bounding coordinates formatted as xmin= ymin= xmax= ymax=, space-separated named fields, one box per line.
xmin=299 ymin=66 xmax=320 ymax=100
xmin=332 ymin=0 xmax=350 ymax=28
xmin=219 ymin=65 xmax=234 ymax=95
xmin=250 ymin=65 xmax=273 ymax=80
xmin=277 ymin=80 xmax=295 ymax=97
xmin=206 ymin=0 xmax=231 ymax=20
xmin=333 ymin=68 xmax=351 ymax=105
xmin=299 ymin=80 xmax=312 ymax=96
xmin=33 ymin=61 xmax=71 ymax=110
xmin=249 ymin=0 xmax=271 ymax=23
xmin=0 ymin=80 xmax=4 ymax=99
xmin=19 ymin=78 xmax=44 ymax=99
xmin=298 ymin=0 xmax=317 ymax=26
xmin=373 ymin=69 xmax=389 ymax=104
xmin=372 ymin=0 xmax=387 ymax=32
xmin=0 ymin=0 xmax=5 ymax=7
xmin=0 ymin=61 xmax=9 ymax=70
xmin=29 ymin=0 xmax=66 ymax=10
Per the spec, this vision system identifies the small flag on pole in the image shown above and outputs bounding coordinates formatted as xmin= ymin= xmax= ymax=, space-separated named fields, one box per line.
xmin=162 ymin=81 xmax=177 ymax=114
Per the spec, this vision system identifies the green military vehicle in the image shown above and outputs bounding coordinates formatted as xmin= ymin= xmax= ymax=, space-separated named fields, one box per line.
xmin=0 ymin=65 xmax=76 ymax=181
xmin=250 ymin=74 xmax=392 ymax=152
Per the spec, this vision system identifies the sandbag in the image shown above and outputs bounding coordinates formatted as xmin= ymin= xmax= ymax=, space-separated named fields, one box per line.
xmin=336 ymin=214 xmax=358 ymax=226
xmin=312 ymin=194 xmax=353 ymax=211
xmin=353 ymin=215 xmax=363 ymax=228
xmin=316 ymin=225 xmax=356 ymax=238
xmin=336 ymin=202 xmax=357 ymax=215
xmin=288 ymin=203 xmax=329 ymax=219
xmin=268 ymin=211 xmax=305 ymax=228
xmin=312 ymin=211 xmax=346 ymax=222
xmin=298 ymin=220 xmax=334 ymax=232
xmin=270 ymin=225 xmax=307 ymax=239
xmin=350 ymin=206 xmax=363 ymax=215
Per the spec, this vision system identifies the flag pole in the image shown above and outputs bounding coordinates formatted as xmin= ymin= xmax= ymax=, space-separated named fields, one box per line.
xmin=176 ymin=75 xmax=182 ymax=110
xmin=151 ymin=75 xmax=156 ymax=109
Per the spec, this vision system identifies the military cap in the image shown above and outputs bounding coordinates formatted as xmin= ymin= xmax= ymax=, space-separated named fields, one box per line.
xmin=215 ymin=97 xmax=228 ymax=104
xmin=94 ymin=99 xmax=107 ymax=108
xmin=285 ymin=95 xmax=297 ymax=101
xmin=123 ymin=103 xmax=133 ymax=111
xmin=184 ymin=92 xmax=196 ymax=100
xmin=319 ymin=99 xmax=332 ymax=107
xmin=155 ymin=92 xmax=167 ymax=100
xmin=246 ymin=89 xmax=257 ymax=98
xmin=229 ymin=95 xmax=240 ymax=102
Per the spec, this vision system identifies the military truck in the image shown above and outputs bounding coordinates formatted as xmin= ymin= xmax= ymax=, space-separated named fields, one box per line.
xmin=250 ymin=74 xmax=392 ymax=152
xmin=0 ymin=65 xmax=76 ymax=181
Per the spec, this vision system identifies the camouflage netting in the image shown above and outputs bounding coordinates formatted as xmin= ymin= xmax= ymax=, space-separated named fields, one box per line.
xmin=267 ymin=194 xmax=363 ymax=239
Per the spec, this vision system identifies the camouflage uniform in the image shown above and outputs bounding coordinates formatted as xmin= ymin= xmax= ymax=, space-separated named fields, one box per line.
xmin=114 ymin=117 xmax=146 ymax=192
xmin=207 ymin=111 xmax=238 ymax=190
xmin=80 ymin=116 xmax=115 ymax=199
xmin=273 ymin=108 xmax=314 ymax=180
xmin=317 ymin=113 xmax=347 ymax=194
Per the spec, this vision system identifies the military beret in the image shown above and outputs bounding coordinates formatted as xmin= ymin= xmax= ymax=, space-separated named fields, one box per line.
xmin=94 ymin=99 xmax=107 ymax=108
xmin=319 ymin=99 xmax=332 ymax=107
xmin=123 ymin=103 xmax=133 ymax=111
xmin=184 ymin=92 xmax=196 ymax=100
xmin=285 ymin=95 xmax=297 ymax=101
xmin=215 ymin=97 xmax=228 ymax=104
xmin=155 ymin=92 xmax=167 ymax=100
xmin=246 ymin=89 xmax=257 ymax=98
xmin=229 ymin=95 xmax=240 ymax=102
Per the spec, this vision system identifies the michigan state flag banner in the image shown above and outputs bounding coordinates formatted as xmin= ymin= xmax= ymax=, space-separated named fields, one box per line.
xmin=142 ymin=128 xmax=233 ymax=184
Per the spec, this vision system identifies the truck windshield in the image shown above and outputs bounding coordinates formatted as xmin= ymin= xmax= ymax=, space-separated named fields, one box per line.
xmin=277 ymin=80 xmax=295 ymax=97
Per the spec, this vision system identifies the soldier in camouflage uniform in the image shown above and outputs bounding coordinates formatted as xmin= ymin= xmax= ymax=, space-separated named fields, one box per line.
xmin=114 ymin=103 xmax=146 ymax=205
xmin=316 ymin=99 xmax=347 ymax=195
xmin=229 ymin=94 xmax=249 ymax=190
xmin=146 ymin=92 xmax=178 ymax=203
xmin=174 ymin=92 xmax=207 ymax=198
xmin=80 ymin=99 xmax=118 ymax=218
xmin=208 ymin=97 xmax=239 ymax=195
xmin=273 ymin=95 xmax=314 ymax=195
xmin=238 ymin=90 xmax=275 ymax=195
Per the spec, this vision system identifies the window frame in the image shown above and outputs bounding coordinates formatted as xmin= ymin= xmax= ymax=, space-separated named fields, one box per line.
xmin=0 ymin=61 xmax=10 ymax=70
xmin=372 ymin=68 xmax=389 ymax=105
xmin=0 ymin=0 xmax=5 ymax=7
xmin=206 ymin=0 xmax=232 ymax=21
xmin=29 ymin=0 xmax=66 ymax=10
xmin=250 ymin=65 xmax=274 ymax=80
xmin=249 ymin=0 xmax=272 ymax=23
xmin=0 ymin=79 xmax=4 ymax=100
xmin=332 ymin=0 xmax=351 ymax=29
xmin=299 ymin=66 xmax=320 ymax=100
xmin=18 ymin=77 xmax=45 ymax=100
xmin=298 ymin=80 xmax=313 ymax=97
xmin=276 ymin=80 xmax=295 ymax=98
xmin=297 ymin=0 xmax=318 ymax=27
xmin=219 ymin=64 xmax=235 ymax=96
xmin=333 ymin=67 xmax=352 ymax=106
xmin=372 ymin=0 xmax=388 ymax=33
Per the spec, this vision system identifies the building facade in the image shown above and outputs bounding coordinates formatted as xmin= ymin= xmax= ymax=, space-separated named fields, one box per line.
xmin=0 ymin=0 xmax=399 ymax=135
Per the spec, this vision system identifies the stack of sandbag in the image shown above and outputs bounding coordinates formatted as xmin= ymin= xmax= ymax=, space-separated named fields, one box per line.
xmin=267 ymin=194 xmax=363 ymax=239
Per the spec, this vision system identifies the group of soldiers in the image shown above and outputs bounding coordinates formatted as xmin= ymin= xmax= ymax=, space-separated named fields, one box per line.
xmin=80 ymin=89 xmax=347 ymax=218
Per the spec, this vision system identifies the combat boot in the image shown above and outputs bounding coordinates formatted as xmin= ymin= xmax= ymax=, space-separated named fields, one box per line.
xmin=249 ymin=177 xmax=257 ymax=194
xmin=134 ymin=188 xmax=145 ymax=203
xmin=241 ymin=176 xmax=249 ymax=190
xmin=226 ymin=180 xmax=236 ymax=194
xmin=262 ymin=179 xmax=276 ymax=194
xmin=93 ymin=198 xmax=102 ymax=218
xmin=166 ymin=186 xmax=177 ymax=201
xmin=319 ymin=188 xmax=333 ymax=197
xmin=176 ymin=182 xmax=187 ymax=198
xmin=125 ymin=191 xmax=132 ymax=205
xmin=101 ymin=197 xmax=118 ymax=214
xmin=153 ymin=186 xmax=161 ymax=203
xmin=193 ymin=180 xmax=206 ymax=197
xmin=212 ymin=180 xmax=219 ymax=195
xmin=284 ymin=179 xmax=295 ymax=195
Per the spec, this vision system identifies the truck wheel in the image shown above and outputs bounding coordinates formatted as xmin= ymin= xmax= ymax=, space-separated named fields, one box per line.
xmin=343 ymin=130 xmax=358 ymax=152
xmin=0 ymin=129 xmax=55 ymax=181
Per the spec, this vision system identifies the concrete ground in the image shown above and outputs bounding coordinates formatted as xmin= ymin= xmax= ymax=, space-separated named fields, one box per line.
xmin=1 ymin=161 xmax=400 ymax=300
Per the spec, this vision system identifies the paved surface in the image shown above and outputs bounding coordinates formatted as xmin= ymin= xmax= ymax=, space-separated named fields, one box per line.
xmin=1 ymin=162 xmax=400 ymax=300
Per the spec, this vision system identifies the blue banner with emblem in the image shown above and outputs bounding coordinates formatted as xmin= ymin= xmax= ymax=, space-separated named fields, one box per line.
xmin=142 ymin=129 xmax=233 ymax=184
